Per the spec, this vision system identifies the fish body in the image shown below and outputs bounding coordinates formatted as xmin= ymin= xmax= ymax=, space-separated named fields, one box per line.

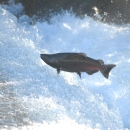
xmin=40 ymin=53 xmax=116 ymax=79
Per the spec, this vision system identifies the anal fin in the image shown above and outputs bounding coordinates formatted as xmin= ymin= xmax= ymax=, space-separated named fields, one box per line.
xmin=86 ymin=70 xmax=99 ymax=75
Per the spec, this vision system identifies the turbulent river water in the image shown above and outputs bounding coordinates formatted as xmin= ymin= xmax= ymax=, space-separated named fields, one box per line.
xmin=0 ymin=3 xmax=130 ymax=130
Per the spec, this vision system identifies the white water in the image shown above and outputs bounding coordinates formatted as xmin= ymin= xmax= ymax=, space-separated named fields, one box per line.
xmin=0 ymin=3 xmax=130 ymax=130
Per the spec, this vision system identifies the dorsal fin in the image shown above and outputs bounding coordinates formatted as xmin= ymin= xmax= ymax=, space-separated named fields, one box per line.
xmin=79 ymin=53 xmax=87 ymax=57
xmin=78 ymin=53 xmax=87 ymax=59
xmin=98 ymin=59 xmax=104 ymax=65
xmin=64 ymin=53 xmax=87 ymax=60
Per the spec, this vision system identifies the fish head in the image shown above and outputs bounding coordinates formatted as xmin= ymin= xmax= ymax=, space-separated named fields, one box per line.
xmin=40 ymin=54 xmax=59 ymax=68
xmin=41 ymin=53 xmax=67 ymax=62
xmin=40 ymin=54 xmax=50 ymax=63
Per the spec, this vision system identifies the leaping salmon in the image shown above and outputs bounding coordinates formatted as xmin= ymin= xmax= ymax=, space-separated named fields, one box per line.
xmin=40 ymin=53 xmax=116 ymax=79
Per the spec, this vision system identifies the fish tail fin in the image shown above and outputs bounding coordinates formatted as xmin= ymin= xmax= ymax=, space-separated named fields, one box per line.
xmin=100 ymin=64 xmax=116 ymax=79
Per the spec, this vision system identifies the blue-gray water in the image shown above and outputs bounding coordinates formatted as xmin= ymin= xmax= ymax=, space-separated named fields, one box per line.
xmin=0 ymin=4 xmax=130 ymax=130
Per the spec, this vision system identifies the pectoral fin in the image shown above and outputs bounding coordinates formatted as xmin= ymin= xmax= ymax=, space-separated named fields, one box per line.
xmin=57 ymin=68 xmax=60 ymax=74
xmin=77 ymin=72 xmax=81 ymax=78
